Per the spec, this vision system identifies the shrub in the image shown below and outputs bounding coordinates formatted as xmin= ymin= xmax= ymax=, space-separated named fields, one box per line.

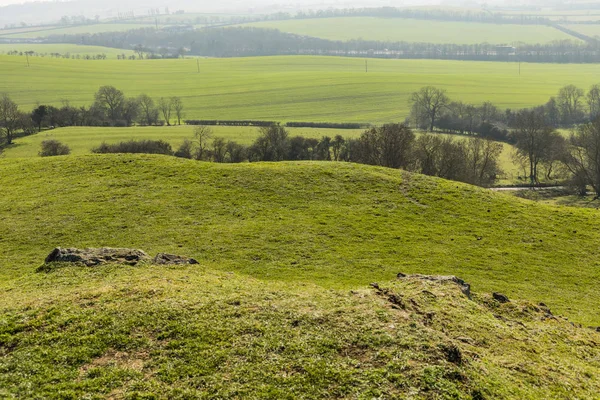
xmin=92 ymin=140 xmax=173 ymax=155
xmin=39 ymin=140 xmax=71 ymax=157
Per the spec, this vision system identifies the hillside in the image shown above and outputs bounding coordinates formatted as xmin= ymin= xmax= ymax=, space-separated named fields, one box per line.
xmin=0 ymin=155 xmax=598 ymax=323
xmin=0 ymin=155 xmax=599 ymax=398
xmin=241 ymin=17 xmax=575 ymax=44
xmin=2 ymin=55 xmax=600 ymax=123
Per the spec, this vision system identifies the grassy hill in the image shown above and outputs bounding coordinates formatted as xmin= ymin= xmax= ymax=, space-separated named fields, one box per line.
xmin=1 ymin=55 xmax=600 ymax=124
xmin=0 ymin=155 xmax=598 ymax=323
xmin=241 ymin=17 xmax=576 ymax=44
xmin=0 ymin=155 xmax=599 ymax=398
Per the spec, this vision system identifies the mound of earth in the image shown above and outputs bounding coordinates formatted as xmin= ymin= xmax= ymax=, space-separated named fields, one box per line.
xmin=1 ymin=267 xmax=598 ymax=399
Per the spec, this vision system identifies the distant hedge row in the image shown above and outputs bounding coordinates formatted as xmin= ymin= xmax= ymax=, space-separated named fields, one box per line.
xmin=184 ymin=120 xmax=275 ymax=127
xmin=184 ymin=120 xmax=370 ymax=129
xmin=285 ymin=122 xmax=370 ymax=129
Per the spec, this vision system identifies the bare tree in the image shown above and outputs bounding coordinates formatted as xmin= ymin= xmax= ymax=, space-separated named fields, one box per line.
xmin=563 ymin=118 xmax=600 ymax=197
xmin=94 ymin=86 xmax=125 ymax=124
xmin=512 ymin=109 xmax=559 ymax=185
xmin=171 ymin=97 xmax=184 ymax=125
xmin=587 ymin=84 xmax=600 ymax=120
xmin=0 ymin=94 xmax=21 ymax=145
xmin=194 ymin=126 xmax=213 ymax=160
xmin=138 ymin=94 xmax=158 ymax=126
xmin=158 ymin=97 xmax=172 ymax=126
xmin=212 ymin=137 xmax=227 ymax=162
xmin=409 ymin=86 xmax=450 ymax=132
xmin=557 ymin=84 xmax=585 ymax=125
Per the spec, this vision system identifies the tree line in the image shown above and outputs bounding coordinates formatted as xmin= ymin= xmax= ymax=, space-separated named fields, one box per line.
xmin=409 ymin=83 xmax=600 ymax=139
xmin=407 ymin=85 xmax=600 ymax=193
xmin=45 ymin=27 xmax=600 ymax=64
xmin=84 ymin=124 xmax=503 ymax=187
xmin=0 ymin=87 xmax=185 ymax=146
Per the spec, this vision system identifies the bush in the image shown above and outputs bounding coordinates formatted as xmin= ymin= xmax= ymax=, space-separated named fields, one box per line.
xmin=39 ymin=140 xmax=71 ymax=157
xmin=92 ymin=140 xmax=173 ymax=155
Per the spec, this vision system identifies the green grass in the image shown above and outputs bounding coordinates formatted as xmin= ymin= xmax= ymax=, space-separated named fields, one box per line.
xmin=2 ymin=55 xmax=600 ymax=124
xmin=1 ymin=155 xmax=599 ymax=397
xmin=3 ymin=23 xmax=156 ymax=39
xmin=0 ymin=155 xmax=599 ymax=325
xmin=2 ymin=126 xmax=364 ymax=157
xmin=563 ymin=23 xmax=600 ymax=38
xmin=0 ymin=44 xmax=135 ymax=58
xmin=241 ymin=17 xmax=576 ymax=44
xmin=2 ymin=126 xmax=520 ymax=183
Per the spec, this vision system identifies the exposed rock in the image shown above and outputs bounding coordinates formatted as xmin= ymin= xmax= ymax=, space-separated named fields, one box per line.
xmin=493 ymin=292 xmax=510 ymax=303
xmin=43 ymin=248 xmax=199 ymax=268
xmin=153 ymin=253 xmax=199 ymax=265
xmin=45 ymin=247 xmax=151 ymax=267
xmin=397 ymin=273 xmax=471 ymax=298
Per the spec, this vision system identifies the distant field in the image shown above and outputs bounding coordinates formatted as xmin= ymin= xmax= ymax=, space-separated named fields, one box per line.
xmin=3 ymin=126 xmax=363 ymax=158
xmin=562 ymin=23 xmax=600 ymax=38
xmin=2 ymin=55 xmax=600 ymax=124
xmin=4 ymin=126 xmax=520 ymax=182
xmin=3 ymin=23 xmax=156 ymax=39
xmin=241 ymin=17 xmax=576 ymax=44
xmin=0 ymin=44 xmax=135 ymax=58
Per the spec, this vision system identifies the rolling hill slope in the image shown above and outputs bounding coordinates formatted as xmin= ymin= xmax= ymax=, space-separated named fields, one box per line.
xmin=2 ymin=55 xmax=600 ymax=123
xmin=0 ymin=155 xmax=599 ymax=398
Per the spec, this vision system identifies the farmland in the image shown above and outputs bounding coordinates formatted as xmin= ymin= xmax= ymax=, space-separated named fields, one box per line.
xmin=2 ymin=126 xmax=521 ymax=182
xmin=1 ymin=23 xmax=156 ymax=39
xmin=241 ymin=17 xmax=577 ymax=44
xmin=0 ymin=44 xmax=135 ymax=58
xmin=2 ymin=55 xmax=600 ymax=124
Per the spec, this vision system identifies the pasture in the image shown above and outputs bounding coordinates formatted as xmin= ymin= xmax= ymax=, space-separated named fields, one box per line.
xmin=240 ymin=17 xmax=576 ymax=44
xmin=2 ymin=23 xmax=156 ymax=39
xmin=0 ymin=44 xmax=135 ymax=58
xmin=1 ymin=55 xmax=600 ymax=124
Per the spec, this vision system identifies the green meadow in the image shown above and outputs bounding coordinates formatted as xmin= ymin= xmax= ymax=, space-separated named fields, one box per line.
xmin=2 ymin=126 xmax=362 ymax=158
xmin=2 ymin=23 xmax=156 ymax=39
xmin=241 ymin=17 xmax=576 ymax=44
xmin=563 ymin=23 xmax=600 ymax=38
xmin=0 ymin=154 xmax=598 ymax=398
xmin=1 ymin=55 xmax=600 ymax=124
xmin=2 ymin=126 xmax=520 ymax=182
xmin=0 ymin=44 xmax=135 ymax=58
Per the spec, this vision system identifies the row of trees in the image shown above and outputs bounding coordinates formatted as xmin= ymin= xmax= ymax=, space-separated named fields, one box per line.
xmin=170 ymin=124 xmax=503 ymax=186
xmin=409 ymin=84 xmax=600 ymax=138
xmin=49 ymin=27 xmax=600 ymax=63
xmin=0 ymin=88 xmax=184 ymax=145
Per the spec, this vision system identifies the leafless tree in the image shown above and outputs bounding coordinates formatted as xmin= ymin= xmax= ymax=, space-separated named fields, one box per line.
xmin=0 ymin=93 xmax=21 ymax=145
xmin=558 ymin=85 xmax=585 ymax=125
xmin=587 ymin=84 xmax=600 ymax=120
xmin=409 ymin=86 xmax=450 ymax=132
xmin=94 ymin=86 xmax=125 ymax=123
xmin=563 ymin=117 xmax=600 ymax=197
xmin=194 ymin=126 xmax=213 ymax=160
xmin=171 ymin=97 xmax=184 ymax=125
xmin=138 ymin=94 xmax=158 ymax=126
xmin=158 ymin=97 xmax=172 ymax=126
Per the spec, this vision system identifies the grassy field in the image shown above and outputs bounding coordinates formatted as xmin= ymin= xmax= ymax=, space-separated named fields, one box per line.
xmin=0 ymin=44 xmax=135 ymax=58
xmin=563 ymin=23 xmax=600 ymax=38
xmin=1 ymin=155 xmax=599 ymax=397
xmin=2 ymin=126 xmax=521 ymax=181
xmin=3 ymin=23 xmax=156 ymax=39
xmin=2 ymin=126 xmax=363 ymax=157
xmin=241 ymin=17 xmax=576 ymax=44
xmin=1 ymin=55 xmax=600 ymax=124
xmin=0 ymin=155 xmax=598 ymax=325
